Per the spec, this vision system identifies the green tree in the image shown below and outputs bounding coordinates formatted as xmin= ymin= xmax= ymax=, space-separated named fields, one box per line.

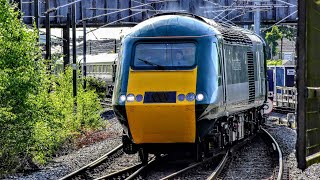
xmin=278 ymin=25 xmax=297 ymax=59
xmin=279 ymin=25 xmax=296 ymax=41
xmin=0 ymin=0 xmax=104 ymax=174
xmin=0 ymin=0 xmax=45 ymax=172
xmin=265 ymin=26 xmax=283 ymax=59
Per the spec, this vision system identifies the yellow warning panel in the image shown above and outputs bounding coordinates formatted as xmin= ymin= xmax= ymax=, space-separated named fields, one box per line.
xmin=126 ymin=104 xmax=196 ymax=143
xmin=126 ymin=68 xmax=197 ymax=144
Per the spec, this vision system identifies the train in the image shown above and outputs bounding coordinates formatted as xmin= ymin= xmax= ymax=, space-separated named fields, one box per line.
xmin=54 ymin=53 xmax=118 ymax=97
xmin=112 ymin=12 xmax=267 ymax=163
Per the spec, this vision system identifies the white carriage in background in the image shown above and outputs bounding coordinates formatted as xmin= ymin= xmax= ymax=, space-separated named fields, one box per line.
xmin=54 ymin=53 xmax=118 ymax=97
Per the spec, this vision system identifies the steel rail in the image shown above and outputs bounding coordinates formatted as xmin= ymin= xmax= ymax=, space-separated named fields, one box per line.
xmin=206 ymin=134 xmax=256 ymax=179
xmin=159 ymin=135 xmax=255 ymax=180
xmin=59 ymin=144 xmax=123 ymax=180
xmin=206 ymin=151 xmax=229 ymax=180
xmin=125 ymin=158 xmax=157 ymax=180
xmin=94 ymin=164 xmax=142 ymax=180
xmin=261 ymin=128 xmax=283 ymax=180
xmin=159 ymin=151 xmax=229 ymax=180
xmin=95 ymin=156 xmax=158 ymax=180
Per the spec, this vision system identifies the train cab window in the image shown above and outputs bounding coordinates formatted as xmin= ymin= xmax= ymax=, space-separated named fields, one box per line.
xmin=133 ymin=43 xmax=196 ymax=70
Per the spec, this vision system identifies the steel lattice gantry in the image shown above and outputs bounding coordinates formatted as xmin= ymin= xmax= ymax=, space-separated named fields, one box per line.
xmin=16 ymin=0 xmax=298 ymax=28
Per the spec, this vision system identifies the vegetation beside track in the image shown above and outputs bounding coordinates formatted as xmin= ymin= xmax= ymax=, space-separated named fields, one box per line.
xmin=0 ymin=0 xmax=104 ymax=174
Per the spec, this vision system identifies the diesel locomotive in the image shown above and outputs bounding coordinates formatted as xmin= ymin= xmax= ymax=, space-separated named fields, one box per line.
xmin=112 ymin=12 xmax=267 ymax=163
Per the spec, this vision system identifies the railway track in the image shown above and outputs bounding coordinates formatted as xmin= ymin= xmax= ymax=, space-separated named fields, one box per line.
xmin=156 ymin=136 xmax=253 ymax=180
xmin=60 ymin=128 xmax=282 ymax=180
xmin=59 ymin=144 xmax=124 ymax=180
xmin=157 ymin=128 xmax=283 ymax=180
xmin=216 ymin=127 xmax=283 ymax=180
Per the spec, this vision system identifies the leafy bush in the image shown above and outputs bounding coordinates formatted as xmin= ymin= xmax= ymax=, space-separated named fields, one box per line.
xmin=87 ymin=77 xmax=107 ymax=99
xmin=0 ymin=0 xmax=104 ymax=174
xmin=31 ymin=68 xmax=104 ymax=164
xmin=267 ymin=59 xmax=283 ymax=66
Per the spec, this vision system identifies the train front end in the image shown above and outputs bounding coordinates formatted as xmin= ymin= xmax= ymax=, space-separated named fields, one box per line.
xmin=112 ymin=14 xmax=220 ymax=160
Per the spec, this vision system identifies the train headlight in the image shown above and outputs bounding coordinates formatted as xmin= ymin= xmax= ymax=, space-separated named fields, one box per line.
xmin=196 ymin=93 xmax=204 ymax=101
xmin=127 ymin=94 xmax=135 ymax=102
xmin=119 ymin=95 xmax=126 ymax=103
xmin=136 ymin=94 xmax=143 ymax=102
xmin=177 ymin=94 xmax=185 ymax=101
xmin=186 ymin=93 xmax=195 ymax=101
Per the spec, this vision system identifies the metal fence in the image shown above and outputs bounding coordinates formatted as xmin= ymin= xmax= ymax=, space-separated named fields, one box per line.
xmin=273 ymin=86 xmax=296 ymax=111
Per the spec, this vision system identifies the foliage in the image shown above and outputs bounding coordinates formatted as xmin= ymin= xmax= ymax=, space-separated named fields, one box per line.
xmin=87 ymin=77 xmax=107 ymax=99
xmin=278 ymin=25 xmax=297 ymax=41
xmin=0 ymin=0 xmax=44 ymax=172
xmin=31 ymin=68 xmax=104 ymax=164
xmin=267 ymin=59 xmax=283 ymax=66
xmin=0 ymin=0 xmax=103 ymax=174
xmin=265 ymin=26 xmax=283 ymax=58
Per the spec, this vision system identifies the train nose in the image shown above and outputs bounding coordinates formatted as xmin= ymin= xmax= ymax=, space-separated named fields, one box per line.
xmin=125 ymin=95 xmax=196 ymax=144
xmin=125 ymin=67 xmax=198 ymax=144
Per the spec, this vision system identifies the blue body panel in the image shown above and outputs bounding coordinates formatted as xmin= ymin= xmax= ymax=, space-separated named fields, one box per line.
xmin=267 ymin=69 xmax=274 ymax=92
xmin=276 ymin=67 xmax=284 ymax=93
xmin=285 ymin=67 xmax=295 ymax=87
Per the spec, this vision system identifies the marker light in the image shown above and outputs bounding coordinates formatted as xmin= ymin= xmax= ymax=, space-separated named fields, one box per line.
xmin=177 ymin=94 xmax=185 ymax=101
xmin=186 ymin=93 xmax=195 ymax=101
xmin=136 ymin=94 xmax=143 ymax=102
xmin=127 ymin=94 xmax=135 ymax=102
xmin=196 ymin=93 xmax=204 ymax=101
xmin=119 ymin=95 xmax=126 ymax=103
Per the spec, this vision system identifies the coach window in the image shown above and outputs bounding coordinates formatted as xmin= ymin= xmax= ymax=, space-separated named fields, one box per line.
xmin=86 ymin=65 xmax=89 ymax=73
xmin=107 ymin=65 xmax=112 ymax=74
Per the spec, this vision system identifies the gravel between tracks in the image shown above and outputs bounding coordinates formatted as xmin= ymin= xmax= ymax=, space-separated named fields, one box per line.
xmin=217 ymin=136 xmax=275 ymax=180
xmin=7 ymin=112 xmax=320 ymax=179
xmin=7 ymin=109 xmax=122 ymax=180
xmin=265 ymin=113 xmax=320 ymax=180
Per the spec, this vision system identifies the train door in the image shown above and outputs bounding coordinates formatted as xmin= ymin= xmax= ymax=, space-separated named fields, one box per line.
xmin=267 ymin=68 xmax=274 ymax=100
xmin=256 ymin=48 xmax=265 ymax=98
xmin=256 ymin=52 xmax=261 ymax=96
xmin=219 ymin=43 xmax=227 ymax=106
xmin=297 ymin=0 xmax=320 ymax=170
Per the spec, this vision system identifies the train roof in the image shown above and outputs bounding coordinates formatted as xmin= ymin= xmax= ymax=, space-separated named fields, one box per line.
xmin=127 ymin=13 xmax=220 ymax=38
xmin=56 ymin=53 xmax=117 ymax=64
xmin=125 ymin=12 xmax=264 ymax=46
xmin=79 ymin=53 xmax=118 ymax=64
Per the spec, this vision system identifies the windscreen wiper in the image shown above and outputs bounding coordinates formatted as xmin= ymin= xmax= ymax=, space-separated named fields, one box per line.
xmin=138 ymin=58 xmax=165 ymax=70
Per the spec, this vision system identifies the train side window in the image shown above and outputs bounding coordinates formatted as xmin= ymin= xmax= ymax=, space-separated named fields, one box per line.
xmin=212 ymin=43 xmax=220 ymax=83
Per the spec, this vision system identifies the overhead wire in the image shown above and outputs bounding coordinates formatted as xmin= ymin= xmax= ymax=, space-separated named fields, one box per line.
xmin=79 ymin=0 xmax=172 ymax=23
xmin=262 ymin=10 xmax=297 ymax=32
xmin=86 ymin=11 xmax=142 ymax=35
